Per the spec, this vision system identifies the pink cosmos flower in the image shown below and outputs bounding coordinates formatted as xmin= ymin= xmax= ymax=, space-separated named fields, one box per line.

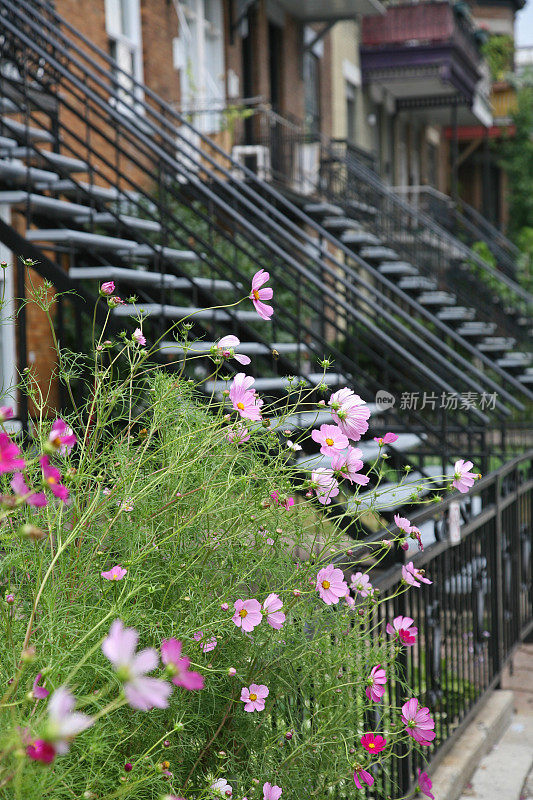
xmin=374 ymin=432 xmax=398 ymax=446
xmin=386 ymin=615 xmax=418 ymax=646
xmin=250 ymin=269 xmax=273 ymax=320
xmin=229 ymin=373 xmax=263 ymax=421
xmin=43 ymin=687 xmax=94 ymax=754
xmin=226 ymin=423 xmax=250 ymax=444
xmin=328 ymin=388 xmax=370 ymax=441
xmin=417 ymin=769 xmax=435 ymax=799
xmin=311 ymin=468 xmax=340 ymax=505
xmin=350 ymin=572 xmax=374 ymax=598
xmin=311 ymin=424 xmax=349 ymax=457
xmin=316 ymin=564 xmax=348 ymax=605
xmin=32 ymin=673 xmax=49 ymax=700
xmin=101 ymin=565 xmax=127 ymax=581
xmin=240 ymin=683 xmax=269 ymax=712
xmin=48 ymin=419 xmax=76 ymax=455
xmin=365 ymin=664 xmax=387 ymax=702
xmin=161 ymin=638 xmax=204 ymax=690
xmin=263 ymin=782 xmax=282 ymax=800
xmin=394 ymin=514 xmax=414 ymax=536
xmin=102 ymin=619 xmax=172 ymax=711
xmin=212 ymin=778 xmax=232 ymax=797
xmin=0 ymin=406 xmax=13 ymax=423
xmin=402 ymin=561 xmax=432 ymax=588
xmin=133 ymin=328 xmax=146 ymax=346
xmin=360 ymin=733 xmax=386 ymax=754
xmin=39 ymin=456 xmax=69 ymax=501
xmin=232 ymin=599 xmax=263 ymax=632
xmin=100 ymin=281 xmax=115 ymax=295
xmin=192 ymin=631 xmax=218 ymax=653
xmin=0 ymin=432 xmax=25 ymax=474
xmin=452 ymin=459 xmax=477 ymax=493
xmin=401 ymin=698 xmax=436 ymax=745
xmin=270 ymin=491 xmax=294 ymax=509
xmin=26 ymin=738 xmax=56 ymax=764
xmin=11 ymin=472 xmax=47 ymax=507
xmin=217 ymin=335 xmax=251 ymax=365
xmin=354 ymin=768 xmax=374 ymax=790
xmin=331 ymin=446 xmax=369 ymax=485
xmin=263 ymin=593 xmax=286 ymax=629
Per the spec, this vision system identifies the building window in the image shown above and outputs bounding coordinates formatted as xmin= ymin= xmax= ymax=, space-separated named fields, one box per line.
xmin=345 ymin=81 xmax=356 ymax=144
xmin=303 ymin=51 xmax=320 ymax=136
xmin=175 ymin=0 xmax=225 ymax=134
xmin=105 ymin=0 xmax=144 ymax=111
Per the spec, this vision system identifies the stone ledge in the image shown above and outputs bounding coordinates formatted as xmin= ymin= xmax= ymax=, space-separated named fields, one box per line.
xmin=429 ymin=690 xmax=514 ymax=800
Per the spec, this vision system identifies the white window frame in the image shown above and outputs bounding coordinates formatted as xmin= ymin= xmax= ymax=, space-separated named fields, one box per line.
xmin=105 ymin=0 xmax=145 ymax=114
xmin=0 ymin=204 xmax=18 ymax=420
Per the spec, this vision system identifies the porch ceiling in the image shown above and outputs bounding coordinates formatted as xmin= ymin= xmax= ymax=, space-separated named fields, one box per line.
xmin=278 ymin=0 xmax=385 ymax=22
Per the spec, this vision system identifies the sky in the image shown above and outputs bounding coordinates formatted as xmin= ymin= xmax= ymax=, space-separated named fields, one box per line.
xmin=516 ymin=1 xmax=533 ymax=46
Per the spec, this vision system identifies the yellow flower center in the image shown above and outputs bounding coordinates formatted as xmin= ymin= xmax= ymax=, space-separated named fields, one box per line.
xmin=47 ymin=477 xmax=57 ymax=485
xmin=253 ymin=290 xmax=260 ymax=300
xmin=237 ymin=402 xmax=245 ymax=410
xmin=325 ymin=438 xmax=334 ymax=446
xmin=249 ymin=693 xmax=257 ymax=701
xmin=368 ymin=743 xmax=375 ymax=749
xmin=239 ymin=609 xmax=248 ymax=618
xmin=322 ymin=580 xmax=330 ymax=590
xmin=51 ymin=436 xmax=61 ymax=447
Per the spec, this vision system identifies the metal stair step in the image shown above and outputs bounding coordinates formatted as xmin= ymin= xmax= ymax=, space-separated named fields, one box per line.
xmin=478 ymin=337 xmax=516 ymax=353
xmin=345 ymin=199 xmax=378 ymax=216
xmin=360 ymin=246 xmax=399 ymax=262
xmin=6 ymin=147 xmax=88 ymax=173
xmin=496 ymin=353 xmax=532 ymax=369
xmin=206 ymin=373 xmax=344 ymax=393
xmin=0 ymin=117 xmax=53 ymax=142
xmin=378 ymin=261 xmax=419 ymax=277
xmin=0 ymin=191 xmax=93 ymax=218
xmin=69 ymin=266 xmax=238 ymax=291
xmin=273 ymin=402 xmax=380 ymax=431
xmin=40 ymin=178 xmax=123 ymax=201
xmin=0 ymin=160 xmax=58 ymax=186
xmin=518 ymin=371 xmax=533 ymax=384
xmin=0 ymin=97 xmax=18 ymax=113
xmin=349 ymin=463 xmax=448 ymax=514
xmin=299 ymin=433 xmax=425 ymax=473
xmin=26 ymin=228 xmax=139 ymax=250
xmin=124 ymin=244 xmax=199 ymax=263
xmin=322 ymin=216 xmax=362 ymax=231
xmin=398 ymin=276 xmax=438 ymax=292
xmin=0 ymin=135 xmax=17 ymax=150
xmin=436 ymin=306 xmax=477 ymax=322
xmin=112 ymin=303 xmax=261 ymax=321
xmin=304 ymin=202 xmax=344 ymax=217
xmin=418 ymin=291 xmax=456 ymax=306
xmin=77 ymin=211 xmax=161 ymax=232
xmin=456 ymin=321 xmax=497 ymax=337
xmin=160 ymin=340 xmax=307 ymax=356
xmin=341 ymin=231 xmax=381 ymax=248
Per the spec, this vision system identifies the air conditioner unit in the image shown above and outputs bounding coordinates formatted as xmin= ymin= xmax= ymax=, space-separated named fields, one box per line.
xmin=231 ymin=145 xmax=271 ymax=182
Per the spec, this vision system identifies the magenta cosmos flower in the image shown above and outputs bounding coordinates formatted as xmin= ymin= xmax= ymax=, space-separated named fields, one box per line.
xmin=0 ymin=431 xmax=25 ymax=474
xmin=386 ymin=615 xmax=418 ymax=646
xmin=402 ymin=561 xmax=432 ymax=588
xmin=316 ymin=564 xmax=348 ymax=605
xmin=263 ymin=782 xmax=282 ymax=800
xmin=331 ymin=446 xmax=369 ymax=486
xmin=350 ymin=571 xmax=374 ymax=598
xmin=229 ymin=373 xmax=263 ymax=421
xmin=26 ymin=739 xmax=56 ymax=764
xmin=216 ymin=335 xmax=251 ymax=365
xmin=226 ymin=423 xmax=250 ymax=444
xmin=101 ymin=565 xmax=127 ymax=581
xmin=240 ymin=683 xmax=269 ymax=712
xmin=452 ymin=459 xmax=477 ymax=493
xmin=366 ymin=665 xmax=386 ymax=702
xmin=417 ymin=769 xmax=435 ymax=799
xmin=39 ymin=456 xmax=69 ymax=501
xmin=328 ymin=388 xmax=370 ymax=441
xmin=161 ymin=638 xmax=204 ymax=690
xmin=250 ymin=269 xmax=273 ymax=320
xmin=360 ymin=733 xmax=386 ymax=754
xmin=354 ymin=767 xmax=374 ymax=790
xmin=311 ymin=468 xmax=340 ymax=505
xmin=270 ymin=491 xmax=294 ymax=509
xmin=43 ymin=687 xmax=93 ymax=755
xmin=311 ymin=424 xmax=349 ymax=457
xmin=133 ymin=328 xmax=146 ymax=346
xmin=374 ymin=432 xmax=398 ymax=446
xmin=233 ymin=598 xmax=262 ymax=632
xmin=32 ymin=673 xmax=50 ymax=700
xmin=263 ymin=593 xmax=286 ymax=629
xmin=401 ymin=698 xmax=436 ymax=745
xmin=48 ymin=419 xmax=76 ymax=455
xmin=102 ymin=619 xmax=172 ymax=711
xmin=11 ymin=472 xmax=47 ymax=507
xmin=100 ymin=281 xmax=115 ymax=295
xmin=0 ymin=406 xmax=13 ymax=423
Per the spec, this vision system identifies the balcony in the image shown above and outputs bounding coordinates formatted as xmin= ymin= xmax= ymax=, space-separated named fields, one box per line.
xmin=277 ymin=0 xmax=385 ymax=21
xmin=361 ymin=1 xmax=491 ymax=125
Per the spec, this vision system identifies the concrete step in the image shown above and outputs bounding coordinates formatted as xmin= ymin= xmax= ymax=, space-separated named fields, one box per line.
xmin=0 ymin=117 xmax=53 ymax=142
xmin=69 ymin=266 xmax=238 ymax=291
xmin=0 ymin=191 xmax=93 ymax=218
xmin=25 ymin=228 xmax=139 ymax=251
